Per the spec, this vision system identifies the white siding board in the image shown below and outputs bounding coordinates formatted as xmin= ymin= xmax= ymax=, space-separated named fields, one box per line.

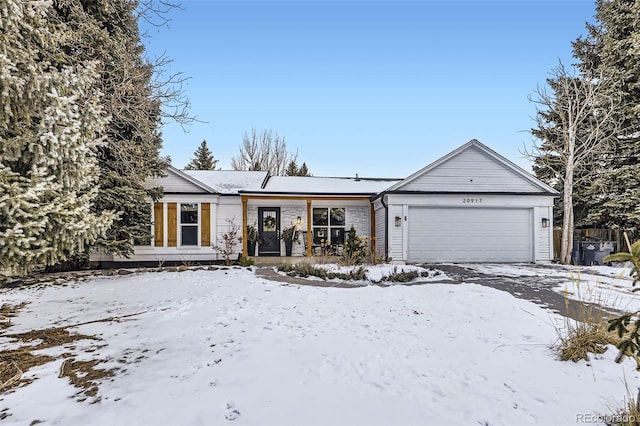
xmin=145 ymin=172 xmax=208 ymax=194
xmin=400 ymin=146 xmax=542 ymax=193
xmin=388 ymin=205 xmax=404 ymax=261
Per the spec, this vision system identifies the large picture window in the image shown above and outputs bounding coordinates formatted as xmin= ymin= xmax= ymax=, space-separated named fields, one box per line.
xmin=312 ymin=207 xmax=345 ymax=246
xmin=180 ymin=203 xmax=198 ymax=246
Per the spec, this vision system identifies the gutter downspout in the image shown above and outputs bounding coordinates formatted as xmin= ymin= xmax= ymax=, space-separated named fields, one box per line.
xmin=380 ymin=193 xmax=389 ymax=261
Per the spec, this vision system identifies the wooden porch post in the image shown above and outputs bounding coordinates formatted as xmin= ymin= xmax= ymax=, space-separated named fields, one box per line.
xmin=306 ymin=199 xmax=312 ymax=257
xmin=242 ymin=196 xmax=248 ymax=257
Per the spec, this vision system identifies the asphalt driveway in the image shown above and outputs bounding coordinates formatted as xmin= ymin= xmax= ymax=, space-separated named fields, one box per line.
xmin=430 ymin=263 xmax=624 ymax=322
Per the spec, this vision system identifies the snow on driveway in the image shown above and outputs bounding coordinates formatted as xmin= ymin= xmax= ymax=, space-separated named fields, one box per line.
xmin=0 ymin=267 xmax=638 ymax=425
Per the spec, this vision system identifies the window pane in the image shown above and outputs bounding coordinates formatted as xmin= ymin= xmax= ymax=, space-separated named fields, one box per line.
xmin=331 ymin=228 xmax=345 ymax=245
xmin=181 ymin=203 xmax=198 ymax=224
xmin=262 ymin=211 xmax=277 ymax=232
xmin=330 ymin=208 xmax=345 ymax=226
xmin=313 ymin=227 xmax=328 ymax=244
xmin=313 ymin=208 xmax=328 ymax=226
xmin=182 ymin=226 xmax=198 ymax=246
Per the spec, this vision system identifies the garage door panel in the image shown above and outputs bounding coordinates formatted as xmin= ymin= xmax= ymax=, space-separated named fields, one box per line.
xmin=408 ymin=207 xmax=532 ymax=263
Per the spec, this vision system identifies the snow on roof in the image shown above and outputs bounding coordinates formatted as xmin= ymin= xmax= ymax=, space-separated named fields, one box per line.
xmin=253 ymin=176 xmax=402 ymax=195
xmin=183 ymin=170 xmax=269 ymax=194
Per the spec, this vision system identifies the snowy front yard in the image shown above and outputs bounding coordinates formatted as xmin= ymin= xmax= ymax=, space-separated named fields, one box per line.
xmin=1 ymin=266 xmax=639 ymax=425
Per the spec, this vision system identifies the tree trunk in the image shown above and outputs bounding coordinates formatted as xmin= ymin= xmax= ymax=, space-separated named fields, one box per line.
xmin=560 ymin=129 xmax=576 ymax=265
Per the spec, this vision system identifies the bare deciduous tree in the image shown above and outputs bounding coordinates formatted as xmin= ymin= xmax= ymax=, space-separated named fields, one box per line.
xmin=231 ymin=128 xmax=298 ymax=175
xmin=526 ymin=62 xmax=621 ymax=264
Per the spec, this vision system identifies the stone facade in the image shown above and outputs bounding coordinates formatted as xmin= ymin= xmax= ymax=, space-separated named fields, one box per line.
xmin=345 ymin=207 xmax=370 ymax=238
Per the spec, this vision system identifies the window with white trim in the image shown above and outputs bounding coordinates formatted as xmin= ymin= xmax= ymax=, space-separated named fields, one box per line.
xmin=180 ymin=203 xmax=198 ymax=246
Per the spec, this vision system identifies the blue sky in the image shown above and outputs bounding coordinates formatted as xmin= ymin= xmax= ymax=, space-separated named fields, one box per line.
xmin=141 ymin=0 xmax=597 ymax=177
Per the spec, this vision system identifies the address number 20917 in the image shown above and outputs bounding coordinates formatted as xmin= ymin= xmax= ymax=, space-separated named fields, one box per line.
xmin=463 ymin=198 xmax=483 ymax=204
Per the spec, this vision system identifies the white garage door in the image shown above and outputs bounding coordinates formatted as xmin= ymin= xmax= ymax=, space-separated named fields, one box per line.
xmin=407 ymin=207 xmax=532 ymax=263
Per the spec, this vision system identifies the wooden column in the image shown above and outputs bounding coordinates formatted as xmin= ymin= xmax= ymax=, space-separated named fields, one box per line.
xmin=242 ymin=196 xmax=248 ymax=257
xmin=306 ymin=199 xmax=312 ymax=257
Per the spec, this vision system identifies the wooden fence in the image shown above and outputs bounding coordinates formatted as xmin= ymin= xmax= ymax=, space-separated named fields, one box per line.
xmin=553 ymin=228 xmax=624 ymax=261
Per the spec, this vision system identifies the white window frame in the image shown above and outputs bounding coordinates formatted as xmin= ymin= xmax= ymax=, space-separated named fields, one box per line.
xmin=179 ymin=202 xmax=200 ymax=247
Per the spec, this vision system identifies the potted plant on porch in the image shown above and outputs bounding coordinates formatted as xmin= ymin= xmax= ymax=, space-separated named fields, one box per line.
xmin=246 ymin=223 xmax=260 ymax=256
xmin=281 ymin=225 xmax=300 ymax=256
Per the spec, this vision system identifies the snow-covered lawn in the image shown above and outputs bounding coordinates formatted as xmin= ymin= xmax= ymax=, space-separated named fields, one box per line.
xmin=1 ymin=266 xmax=639 ymax=425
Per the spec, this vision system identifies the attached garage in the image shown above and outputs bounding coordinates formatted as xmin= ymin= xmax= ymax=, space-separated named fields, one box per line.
xmin=375 ymin=140 xmax=558 ymax=264
xmin=407 ymin=207 xmax=532 ymax=263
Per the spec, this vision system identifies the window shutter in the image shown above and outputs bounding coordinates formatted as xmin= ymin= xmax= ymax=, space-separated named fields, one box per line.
xmin=201 ymin=203 xmax=211 ymax=246
xmin=154 ymin=203 xmax=164 ymax=247
xmin=167 ymin=203 xmax=177 ymax=247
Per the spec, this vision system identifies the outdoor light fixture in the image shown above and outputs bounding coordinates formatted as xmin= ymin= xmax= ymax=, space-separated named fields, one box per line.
xmin=542 ymin=218 xmax=549 ymax=228
xmin=296 ymin=216 xmax=302 ymax=225
xmin=395 ymin=216 xmax=402 ymax=227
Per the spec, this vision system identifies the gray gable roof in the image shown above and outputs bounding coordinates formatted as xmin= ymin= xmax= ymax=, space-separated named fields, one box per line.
xmin=383 ymin=139 xmax=559 ymax=195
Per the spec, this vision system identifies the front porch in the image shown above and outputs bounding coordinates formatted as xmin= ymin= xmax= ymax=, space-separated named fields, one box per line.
xmin=240 ymin=195 xmax=374 ymax=258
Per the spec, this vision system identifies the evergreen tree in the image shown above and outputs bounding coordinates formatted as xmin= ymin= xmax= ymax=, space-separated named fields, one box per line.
xmin=185 ymin=140 xmax=219 ymax=170
xmin=572 ymin=0 xmax=640 ymax=239
xmin=51 ymin=0 xmax=168 ymax=256
xmin=0 ymin=0 xmax=114 ymax=271
xmin=284 ymin=160 xmax=312 ymax=176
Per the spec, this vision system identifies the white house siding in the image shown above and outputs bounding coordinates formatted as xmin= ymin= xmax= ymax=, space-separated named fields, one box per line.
xmin=399 ymin=146 xmax=541 ymax=193
xmin=216 ymin=197 xmax=243 ymax=257
xmin=144 ymin=171 xmax=208 ymax=194
xmin=373 ymin=200 xmax=386 ymax=258
xmin=384 ymin=194 xmax=555 ymax=263
xmin=535 ymin=206 xmax=554 ymax=262
xmin=387 ymin=204 xmax=404 ymax=262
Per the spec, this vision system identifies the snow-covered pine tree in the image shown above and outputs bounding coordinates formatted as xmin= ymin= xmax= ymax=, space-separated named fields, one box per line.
xmin=572 ymin=0 xmax=640 ymax=239
xmin=0 ymin=0 xmax=115 ymax=271
xmin=51 ymin=0 xmax=168 ymax=257
xmin=185 ymin=140 xmax=219 ymax=170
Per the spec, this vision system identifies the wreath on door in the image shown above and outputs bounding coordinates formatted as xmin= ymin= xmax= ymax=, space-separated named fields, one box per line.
xmin=263 ymin=216 xmax=277 ymax=230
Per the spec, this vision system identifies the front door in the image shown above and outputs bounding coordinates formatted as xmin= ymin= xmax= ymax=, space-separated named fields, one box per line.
xmin=258 ymin=207 xmax=280 ymax=256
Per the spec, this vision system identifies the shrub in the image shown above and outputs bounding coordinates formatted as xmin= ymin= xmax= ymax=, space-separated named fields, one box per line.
xmin=342 ymin=227 xmax=368 ymax=265
xmin=554 ymin=320 xmax=616 ymax=363
xmin=275 ymin=263 xmax=366 ymax=281
xmin=239 ymin=256 xmax=254 ymax=267
xmin=384 ymin=268 xmax=419 ymax=283
xmin=213 ymin=219 xmax=242 ymax=266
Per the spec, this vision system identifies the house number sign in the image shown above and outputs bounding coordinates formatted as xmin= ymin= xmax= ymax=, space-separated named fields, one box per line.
xmin=462 ymin=198 xmax=483 ymax=204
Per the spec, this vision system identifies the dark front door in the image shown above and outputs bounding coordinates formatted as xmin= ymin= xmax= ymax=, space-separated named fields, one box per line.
xmin=258 ymin=207 xmax=280 ymax=256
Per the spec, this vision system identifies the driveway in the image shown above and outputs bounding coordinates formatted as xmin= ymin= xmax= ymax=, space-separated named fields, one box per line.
xmin=430 ymin=263 xmax=625 ymax=322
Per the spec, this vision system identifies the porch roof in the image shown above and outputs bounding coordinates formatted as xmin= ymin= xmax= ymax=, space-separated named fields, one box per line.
xmin=241 ymin=175 xmax=402 ymax=196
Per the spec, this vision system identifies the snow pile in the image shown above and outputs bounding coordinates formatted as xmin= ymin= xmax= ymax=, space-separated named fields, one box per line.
xmin=0 ymin=268 xmax=638 ymax=425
